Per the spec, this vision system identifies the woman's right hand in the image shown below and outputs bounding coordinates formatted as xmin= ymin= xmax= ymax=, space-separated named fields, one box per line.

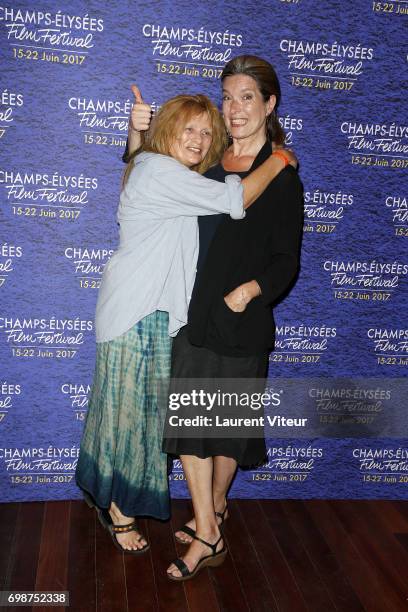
xmin=129 ymin=85 xmax=152 ymax=133
xmin=224 ymin=280 xmax=261 ymax=312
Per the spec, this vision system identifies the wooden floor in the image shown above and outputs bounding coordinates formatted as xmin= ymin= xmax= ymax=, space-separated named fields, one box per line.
xmin=1 ymin=499 xmax=408 ymax=611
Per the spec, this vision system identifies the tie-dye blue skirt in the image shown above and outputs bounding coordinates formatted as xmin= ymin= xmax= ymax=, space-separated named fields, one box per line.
xmin=76 ymin=311 xmax=172 ymax=520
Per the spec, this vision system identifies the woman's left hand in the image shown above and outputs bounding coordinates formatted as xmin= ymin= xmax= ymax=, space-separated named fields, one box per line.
xmin=224 ymin=280 xmax=261 ymax=312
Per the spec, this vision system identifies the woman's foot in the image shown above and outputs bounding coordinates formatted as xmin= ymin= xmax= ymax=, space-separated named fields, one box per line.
xmin=109 ymin=502 xmax=148 ymax=551
xmin=167 ymin=528 xmax=225 ymax=579
xmin=175 ymin=501 xmax=228 ymax=544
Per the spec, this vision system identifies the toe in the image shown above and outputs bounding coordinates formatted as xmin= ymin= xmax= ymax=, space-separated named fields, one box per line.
xmin=176 ymin=532 xmax=192 ymax=544
xmin=140 ymin=534 xmax=148 ymax=546
xmin=167 ymin=563 xmax=181 ymax=578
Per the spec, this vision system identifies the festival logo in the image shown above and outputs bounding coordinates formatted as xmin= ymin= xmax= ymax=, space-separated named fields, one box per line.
xmin=0 ymin=446 xmax=78 ymax=485
xmin=309 ymin=384 xmax=390 ymax=429
xmin=367 ymin=328 xmax=408 ymax=367
xmin=0 ymin=381 xmax=21 ymax=424
xmin=142 ymin=23 xmax=243 ymax=80
xmin=252 ymin=444 xmax=324 ymax=483
xmin=341 ymin=121 xmax=408 ymax=170
xmin=0 ymin=317 xmax=93 ymax=359
xmin=278 ymin=114 xmax=303 ymax=146
xmin=0 ymin=88 xmax=23 ymax=141
xmin=280 ymin=39 xmax=374 ymax=92
xmin=271 ymin=324 xmax=337 ymax=366
xmin=61 ymin=382 xmax=91 ymax=421
xmin=352 ymin=446 xmax=408 ymax=486
xmin=1 ymin=7 xmax=104 ymax=67
xmin=0 ymin=243 xmax=23 ymax=288
xmin=303 ymin=188 xmax=353 ymax=235
xmin=385 ymin=194 xmax=408 ymax=238
xmin=64 ymin=246 xmax=113 ymax=289
xmin=0 ymin=169 xmax=98 ymax=222
xmin=68 ymin=96 xmax=133 ymax=148
xmin=324 ymin=259 xmax=408 ymax=302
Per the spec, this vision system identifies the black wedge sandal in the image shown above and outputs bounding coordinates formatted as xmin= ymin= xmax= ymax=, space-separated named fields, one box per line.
xmin=175 ymin=504 xmax=229 ymax=545
xmin=167 ymin=533 xmax=227 ymax=581
xmin=83 ymin=491 xmax=149 ymax=555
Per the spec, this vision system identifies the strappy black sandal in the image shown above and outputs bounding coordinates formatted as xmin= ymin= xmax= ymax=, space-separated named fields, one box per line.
xmin=174 ymin=524 xmax=196 ymax=544
xmin=83 ymin=491 xmax=149 ymax=555
xmin=167 ymin=533 xmax=227 ymax=581
xmin=215 ymin=504 xmax=228 ymax=526
xmin=175 ymin=504 xmax=229 ymax=545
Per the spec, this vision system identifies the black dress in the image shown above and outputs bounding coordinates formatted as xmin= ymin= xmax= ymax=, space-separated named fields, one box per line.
xmin=162 ymin=142 xmax=303 ymax=466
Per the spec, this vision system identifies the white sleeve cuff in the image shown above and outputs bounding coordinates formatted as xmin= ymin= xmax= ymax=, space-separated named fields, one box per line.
xmin=225 ymin=174 xmax=245 ymax=220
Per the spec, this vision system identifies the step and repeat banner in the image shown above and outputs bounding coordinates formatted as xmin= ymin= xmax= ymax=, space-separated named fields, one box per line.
xmin=1 ymin=0 xmax=407 ymax=503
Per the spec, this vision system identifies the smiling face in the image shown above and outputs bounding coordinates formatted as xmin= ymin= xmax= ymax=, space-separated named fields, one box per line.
xmin=169 ymin=112 xmax=213 ymax=167
xmin=222 ymin=74 xmax=276 ymax=142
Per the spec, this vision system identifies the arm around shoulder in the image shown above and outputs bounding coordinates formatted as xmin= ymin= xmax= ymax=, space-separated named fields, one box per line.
xmin=146 ymin=157 xmax=245 ymax=218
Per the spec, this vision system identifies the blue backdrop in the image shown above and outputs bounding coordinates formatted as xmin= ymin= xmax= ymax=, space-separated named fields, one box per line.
xmin=1 ymin=0 xmax=407 ymax=502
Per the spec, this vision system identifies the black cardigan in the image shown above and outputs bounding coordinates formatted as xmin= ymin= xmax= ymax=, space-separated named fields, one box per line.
xmin=187 ymin=141 xmax=304 ymax=357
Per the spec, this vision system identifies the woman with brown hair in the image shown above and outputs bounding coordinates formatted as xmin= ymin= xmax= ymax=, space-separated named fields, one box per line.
xmin=129 ymin=55 xmax=303 ymax=579
xmin=76 ymin=92 xmax=293 ymax=556
xmin=167 ymin=56 xmax=303 ymax=580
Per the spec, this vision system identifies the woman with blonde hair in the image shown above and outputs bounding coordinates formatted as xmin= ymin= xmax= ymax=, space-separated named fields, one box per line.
xmin=76 ymin=92 xmax=294 ymax=556
xmin=129 ymin=55 xmax=303 ymax=580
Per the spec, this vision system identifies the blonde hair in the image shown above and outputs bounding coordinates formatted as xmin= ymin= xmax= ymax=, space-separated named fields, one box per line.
xmin=123 ymin=94 xmax=227 ymax=185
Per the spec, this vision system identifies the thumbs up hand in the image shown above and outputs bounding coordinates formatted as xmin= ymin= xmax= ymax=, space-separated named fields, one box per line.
xmin=131 ymin=84 xmax=143 ymax=104
xmin=129 ymin=84 xmax=152 ymax=132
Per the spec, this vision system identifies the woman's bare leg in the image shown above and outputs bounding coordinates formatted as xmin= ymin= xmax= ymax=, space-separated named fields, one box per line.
xmin=212 ymin=455 xmax=237 ymax=514
xmin=167 ymin=455 xmax=223 ymax=577
xmin=174 ymin=454 xmax=237 ymax=544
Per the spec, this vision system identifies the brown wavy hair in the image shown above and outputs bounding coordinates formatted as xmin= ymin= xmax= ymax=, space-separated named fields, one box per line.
xmin=124 ymin=94 xmax=227 ymax=185
xmin=221 ymin=55 xmax=285 ymax=146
